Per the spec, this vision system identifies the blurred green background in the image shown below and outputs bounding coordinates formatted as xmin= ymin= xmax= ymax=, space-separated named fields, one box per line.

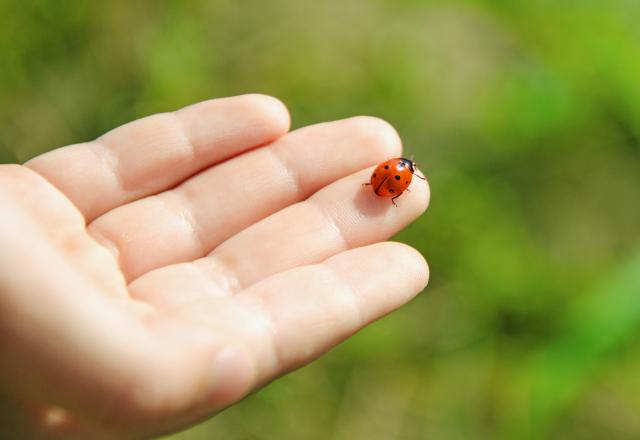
xmin=2 ymin=0 xmax=640 ymax=438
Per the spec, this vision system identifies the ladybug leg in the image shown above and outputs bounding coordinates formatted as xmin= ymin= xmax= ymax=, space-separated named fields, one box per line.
xmin=362 ymin=182 xmax=371 ymax=187
xmin=391 ymin=194 xmax=401 ymax=207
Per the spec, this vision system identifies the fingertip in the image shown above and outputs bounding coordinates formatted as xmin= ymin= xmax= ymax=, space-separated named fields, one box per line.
xmin=177 ymin=94 xmax=291 ymax=152
xmin=415 ymin=167 xmax=431 ymax=212
xmin=401 ymin=242 xmax=430 ymax=292
xmin=345 ymin=116 xmax=403 ymax=161
xmin=378 ymin=241 xmax=430 ymax=296
xmin=233 ymin=93 xmax=291 ymax=137
xmin=410 ymin=170 xmax=431 ymax=216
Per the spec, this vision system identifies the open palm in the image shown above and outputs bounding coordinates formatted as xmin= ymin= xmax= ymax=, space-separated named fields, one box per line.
xmin=0 ymin=95 xmax=429 ymax=439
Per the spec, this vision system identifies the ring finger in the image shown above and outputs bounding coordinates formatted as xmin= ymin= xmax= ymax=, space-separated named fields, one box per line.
xmin=130 ymin=167 xmax=430 ymax=308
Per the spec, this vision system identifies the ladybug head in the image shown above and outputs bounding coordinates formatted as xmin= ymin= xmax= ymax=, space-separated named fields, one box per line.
xmin=400 ymin=156 xmax=426 ymax=180
xmin=399 ymin=157 xmax=416 ymax=173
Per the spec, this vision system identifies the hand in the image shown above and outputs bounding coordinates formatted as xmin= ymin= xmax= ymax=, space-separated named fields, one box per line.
xmin=0 ymin=94 xmax=429 ymax=439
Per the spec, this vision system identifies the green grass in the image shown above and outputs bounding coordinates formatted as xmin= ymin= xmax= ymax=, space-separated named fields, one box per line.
xmin=2 ymin=0 xmax=640 ymax=438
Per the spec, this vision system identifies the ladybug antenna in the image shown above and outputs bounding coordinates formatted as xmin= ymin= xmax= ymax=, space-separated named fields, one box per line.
xmin=412 ymin=158 xmax=427 ymax=180
xmin=405 ymin=154 xmax=427 ymax=180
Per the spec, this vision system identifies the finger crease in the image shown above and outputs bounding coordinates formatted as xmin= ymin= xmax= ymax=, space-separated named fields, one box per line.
xmin=169 ymin=112 xmax=198 ymax=162
xmin=306 ymin=198 xmax=352 ymax=251
xmin=189 ymin=261 xmax=238 ymax=297
xmin=88 ymin=226 xmax=123 ymax=271
xmin=267 ymin=147 xmax=303 ymax=199
xmin=197 ymin=254 xmax=244 ymax=295
xmin=90 ymin=139 xmax=126 ymax=195
xmin=157 ymin=192 xmax=206 ymax=257
xmin=241 ymin=293 xmax=281 ymax=372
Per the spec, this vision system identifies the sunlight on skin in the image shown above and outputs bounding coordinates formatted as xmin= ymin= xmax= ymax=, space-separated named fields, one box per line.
xmin=0 ymin=94 xmax=429 ymax=439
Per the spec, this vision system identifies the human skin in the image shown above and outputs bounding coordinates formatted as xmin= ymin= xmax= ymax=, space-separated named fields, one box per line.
xmin=0 ymin=94 xmax=430 ymax=439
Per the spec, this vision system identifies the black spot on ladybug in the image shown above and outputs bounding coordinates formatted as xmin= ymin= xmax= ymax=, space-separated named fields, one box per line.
xmin=372 ymin=173 xmax=376 ymax=178
xmin=384 ymin=165 xmax=390 ymax=170
xmin=405 ymin=181 xmax=409 ymax=184
xmin=395 ymin=175 xmax=401 ymax=180
xmin=389 ymin=188 xmax=395 ymax=193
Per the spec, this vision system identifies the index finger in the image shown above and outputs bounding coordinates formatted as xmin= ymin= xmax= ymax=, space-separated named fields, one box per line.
xmin=25 ymin=94 xmax=290 ymax=221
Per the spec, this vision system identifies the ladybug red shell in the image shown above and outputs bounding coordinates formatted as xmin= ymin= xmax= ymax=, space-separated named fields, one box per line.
xmin=365 ymin=157 xmax=425 ymax=206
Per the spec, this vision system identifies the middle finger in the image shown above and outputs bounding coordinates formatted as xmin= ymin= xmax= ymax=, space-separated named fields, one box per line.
xmin=89 ymin=117 xmax=401 ymax=281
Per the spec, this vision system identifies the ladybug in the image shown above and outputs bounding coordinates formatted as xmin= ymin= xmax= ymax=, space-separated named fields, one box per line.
xmin=364 ymin=157 xmax=426 ymax=206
